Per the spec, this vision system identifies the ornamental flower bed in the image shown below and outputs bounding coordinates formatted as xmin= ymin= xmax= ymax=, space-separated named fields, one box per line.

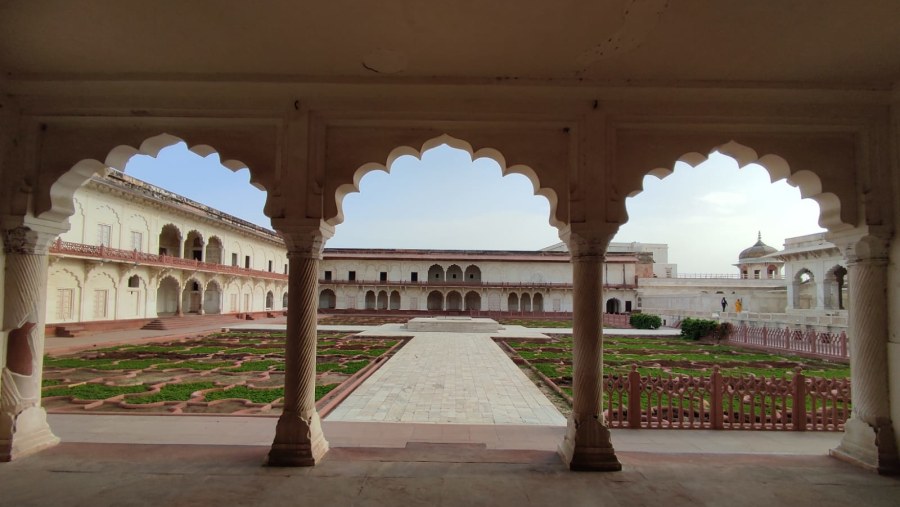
xmin=503 ymin=335 xmax=851 ymax=431
xmin=41 ymin=330 xmax=403 ymax=415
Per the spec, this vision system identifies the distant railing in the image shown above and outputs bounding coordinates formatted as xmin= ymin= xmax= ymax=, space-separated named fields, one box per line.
xmin=673 ymin=273 xmax=783 ymax=280
xmin=726 ymin=324 xmax=848 ymax=360
xmin=604 ymin=366 xmax=849 ymax=431
xmin=50 ymin=240 xmax=289 ymax=282
xmin=319 ymin=279 xmax=636 ymax=290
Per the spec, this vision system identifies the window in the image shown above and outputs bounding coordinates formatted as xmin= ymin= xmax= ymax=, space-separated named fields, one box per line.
xmin=324 ymin=270 xmax=332 ymax=281
xmin=127 ymin=275 xmax=140 ymax=288
xmin=229 ymin=294 xmax=238 ymax=312
xmin=93 ymin=289 xmax=108 ymax=318
xmin=754 ymin=270 xmax=760 ymax=279
xmin=231 ymin=253 xmax=238 ymax=266
xmin=56 ymin=289 xmax=74 ymax=320
xmin=268 ymin=260 xmax=273 ymax=272
xmin=245 ymin=255 xmax=251 ymax=269
xmin=97 ymin=224 xmax=111 ymax=247
xmin=348 ymin=271 xmax=356 ymax=281
xmin=625 ymin=301 xmax=632 ymax=312
xmin=411 ymin=272 xmax=418 ymax=282
xmin=380 ymin=272 xmax=387 ymax=281
xmin=130 ymin=231 xmax=142 ymax=251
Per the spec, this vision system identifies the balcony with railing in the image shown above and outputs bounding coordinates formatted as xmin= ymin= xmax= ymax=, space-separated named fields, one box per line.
xmin=318 ymin=279 xmax=637 ymax=290
xmin=50 ymin=239 xmax=289 ymax=282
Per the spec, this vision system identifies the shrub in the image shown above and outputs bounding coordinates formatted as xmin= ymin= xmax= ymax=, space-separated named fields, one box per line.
xmin=680 ymin=318 xmax=725 ymax=340
xmin=629 ymin=313 xmax=662 ymax=330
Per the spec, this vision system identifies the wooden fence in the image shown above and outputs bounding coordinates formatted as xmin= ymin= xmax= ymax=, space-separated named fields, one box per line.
xmin=604 ymin=366 xmax=850 ymax=431
xmin=726 ymin=324 xmax=848 ymax=360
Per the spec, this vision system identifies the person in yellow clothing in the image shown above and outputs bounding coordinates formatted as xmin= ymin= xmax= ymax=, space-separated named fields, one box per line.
xmin=735 ymin=298 xmax=743 ymax=313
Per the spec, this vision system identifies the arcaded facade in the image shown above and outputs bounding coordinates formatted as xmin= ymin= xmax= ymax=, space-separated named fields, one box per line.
xmin=2 ymin=2 xmax=899 ymax=475
xmin=47 ymin=171 xmax=289 ymax=325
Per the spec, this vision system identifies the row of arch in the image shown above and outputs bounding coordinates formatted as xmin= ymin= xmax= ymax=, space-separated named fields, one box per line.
xmin=317 ymin=289 xmax=552 ymax=312
xmin=427 ymin=264 xmax=482 ymax=282
xmin=156 ymin=275 xmax=287 ymax=315
xmin=793 ymin=264 xmax=848 ymax=311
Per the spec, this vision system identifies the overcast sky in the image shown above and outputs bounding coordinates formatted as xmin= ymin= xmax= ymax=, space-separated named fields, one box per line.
xmin=125 ymin=143 xmax=823 ymax=274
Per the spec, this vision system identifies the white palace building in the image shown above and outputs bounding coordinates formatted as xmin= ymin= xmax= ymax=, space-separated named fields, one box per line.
xmin=46 ymin=170 xmax=845 ymax=338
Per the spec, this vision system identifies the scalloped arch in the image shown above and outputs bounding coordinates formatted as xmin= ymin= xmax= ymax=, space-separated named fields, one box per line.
xmin=329 ymin=134 xmax=563 ymax=231
xmin=623 ymin=140 xmax=850 ymax=232
xmin=183 ymin=276 xmax=204 ymax=290
xmin=42 ymin=134 xmax=264 ymax=224
xmin=160 ymin=223 xmax=183 ymax=238
xmin=184 ymin=229 xmax=205 ymax=245
xmin=157 ymin=274 xmax=181 ymax=290
xmin=51 ymin=267 xmax=83 ymax=289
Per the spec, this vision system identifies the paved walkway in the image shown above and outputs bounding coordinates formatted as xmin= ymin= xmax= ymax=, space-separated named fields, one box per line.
xmin=46 ymin=414 xmax=842 ymax=455
xmin=325 ymin=332 xmax=567 ymax=425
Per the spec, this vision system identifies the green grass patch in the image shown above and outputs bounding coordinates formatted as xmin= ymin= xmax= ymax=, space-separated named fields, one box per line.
xmin=315 ymin=384 xmax=339 ymax=400
xmin=178 ymin=346 xmax=228 ymax=354
xmin=126 ymin=382 xmax=216 ymax=404
xmin=44 ymin=357 xmax=117 ymax=369
xmin=227 ymin=347 xmax=284 ymax=355
xmin=338 ymin=360 xmax=370 ymax=374
xmin=225 ymin=360 xmax=281 ymax=372
xmin=99 ymin=359 xmax=168 ymax=370
xmin=204 ymin=386 xmax=283 ymax=404
xmin=170 ymin=360 xmax=233 ymax=371
xmin=316 ymin=362 xmax=340 ymax=373
xmin=43 ymin=383 xmax=148 ymax=400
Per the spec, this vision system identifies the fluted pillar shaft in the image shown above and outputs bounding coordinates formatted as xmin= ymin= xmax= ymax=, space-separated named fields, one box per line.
xmin=558 ymin=226 xmax=621 ymax=471
xmin=268 ymin=225 xmax=330 ymax=466
xmin=834 ymin=251 xmax=899 ymax=474
xmin=1 ymin=226 xmax=61 ymax=461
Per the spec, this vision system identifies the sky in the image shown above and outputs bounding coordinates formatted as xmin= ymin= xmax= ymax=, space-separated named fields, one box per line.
xmin=124 ymin=143 xmax=824 ymax=274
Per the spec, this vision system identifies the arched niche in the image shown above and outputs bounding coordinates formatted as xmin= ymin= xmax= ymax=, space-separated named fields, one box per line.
xmin=610 ymin=133 xmax=858 ymax=232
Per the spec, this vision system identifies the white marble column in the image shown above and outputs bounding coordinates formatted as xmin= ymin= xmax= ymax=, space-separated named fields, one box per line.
xmin=832 ymin=236 xmax=900 ymax=474
xmin=558 ymin=226 xmax=621 ymax=471
xmin=268 ymin=224 xmax=332 ymax=466
xmin=1 ymin=226 xmax=61 ymax=461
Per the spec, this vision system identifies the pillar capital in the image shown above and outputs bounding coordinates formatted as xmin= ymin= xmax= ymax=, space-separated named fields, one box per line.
xmin=828 ymin=228 xmax=891 ymax=265
xmin=275 ymin=220 xmax=334 ymax=259
xmin=559 ymin=223 xmax=619 ymax=260
xmin=1 ymin=221 xmax=67 ymax=256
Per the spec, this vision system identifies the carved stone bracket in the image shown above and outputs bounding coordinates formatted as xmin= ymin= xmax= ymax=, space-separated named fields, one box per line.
xmin=1 ymin=226 xmax=61 ymax=256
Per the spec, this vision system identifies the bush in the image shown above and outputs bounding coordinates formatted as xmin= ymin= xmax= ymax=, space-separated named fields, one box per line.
xmin=629 ymin=313 xmax=662 ymax=330
xmin=679 ymin=317 xmax=727 ymax=340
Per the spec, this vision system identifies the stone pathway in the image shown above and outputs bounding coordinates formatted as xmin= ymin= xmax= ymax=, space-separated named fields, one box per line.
xmin=325 ymin=332 xmax=567 ymax=425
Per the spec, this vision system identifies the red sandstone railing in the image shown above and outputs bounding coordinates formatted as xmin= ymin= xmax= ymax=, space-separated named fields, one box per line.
xmin=604 ymin=366 xmax=850 ymax=431
xmin=726 ymin=324 xmax=848 ymax=360
xmin=50 ymin=239 xmax=289 ymax=282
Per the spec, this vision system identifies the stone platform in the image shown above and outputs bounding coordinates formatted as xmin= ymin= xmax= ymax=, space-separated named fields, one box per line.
xmin=406 ymin=316 xmax=502 ymax=333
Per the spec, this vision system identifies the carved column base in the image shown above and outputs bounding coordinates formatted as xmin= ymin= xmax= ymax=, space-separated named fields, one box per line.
xmin=831 ymin=417 xmax=900 ymax=475
xmin=558 ymin=413 xmax=621 ymax=471
xmin=267 ymin=411 xmax=329 ymax=466
xmin=0 ymin=406 xmax=60 ymax=462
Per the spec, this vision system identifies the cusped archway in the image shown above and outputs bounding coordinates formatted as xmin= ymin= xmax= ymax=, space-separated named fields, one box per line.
xmin=613 ymin=139 xmax=855 ymax=233
xmin=326 ymin=134 xmax=567 ymax=233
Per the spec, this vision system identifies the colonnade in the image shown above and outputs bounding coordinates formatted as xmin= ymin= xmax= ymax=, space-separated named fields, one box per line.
xmin=2 ymin=219 xmax=898 ymax=473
